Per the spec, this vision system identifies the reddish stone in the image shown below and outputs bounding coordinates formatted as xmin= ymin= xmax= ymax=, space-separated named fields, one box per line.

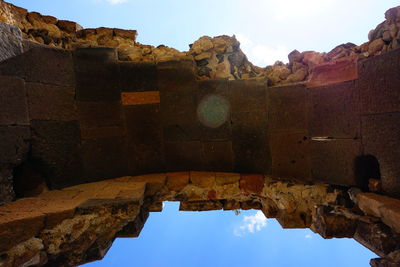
xmin=307 ymin=56 xmax=358 ymax=88
xmin=207 ymin=190 xmax=217 ymax=200
xmin=239 ymin=174 xmax=264 ymax=194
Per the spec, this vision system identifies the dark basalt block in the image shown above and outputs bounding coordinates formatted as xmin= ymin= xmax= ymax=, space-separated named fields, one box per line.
xmin=231 ymin=110 xmax=270 ymax=173
xmin=0 ymin=126 xmax=30 ymax=164
xmin=124 ymin=104 xmax=162 ymax=145
xmin=78 ymin=101 xmax=122 ymax=128
xmin=362 ymin=112 xmax=400 ymax=196
xmin=311 ymin=139 xmax=361 ymax=186
xmin=202 ymin=141 xmax=234 ymax=172
xmin=164 ymin=141 xmax=204 ymax=171
xmin=30 ymin=120 xmax=83 ymax=189
xmin=81 ymin=136 xmax=128 ymax=182
xmin=119 ymin=62 xmax=158 ymax=92
xmin=74 ymin=48 xmax=120 ymax=102
xmin=309 ymin=80 xmax=360 ymax=138
xmin=0 ymin=75 xmax=28 ymax=125
xmin=268 ymin=84 xmax=307 ymax=132
xmin=270 ymin=131 xmax=311 ymax=181
xmin=0 ymin=46 xmax=74 ymax=86
xmin=160 ymin=91 xmax=200 ymax=142
xmin=26 ymin=82 xmax=78 ymax=121
xmin=358 ymin=49 xmax=400 ymax=115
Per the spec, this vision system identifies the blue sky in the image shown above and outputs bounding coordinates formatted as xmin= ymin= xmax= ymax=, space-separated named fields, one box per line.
xmin=84 ymin=202 xmax=375 ymax=267
xmin=6 ymin=0 xmax=394 ymax=265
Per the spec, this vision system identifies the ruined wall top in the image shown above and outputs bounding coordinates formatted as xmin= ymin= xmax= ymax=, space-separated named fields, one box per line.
xmin=0 ymin=0 xmax=399 ymax=86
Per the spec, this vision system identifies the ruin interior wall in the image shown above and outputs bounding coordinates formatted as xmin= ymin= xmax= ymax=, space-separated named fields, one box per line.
xmin=0 ymin=1 xmax=400 ymax=267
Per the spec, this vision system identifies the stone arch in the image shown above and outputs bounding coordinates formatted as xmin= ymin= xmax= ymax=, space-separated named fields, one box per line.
xmin=354 ymin=155 xmax=381 ymax=192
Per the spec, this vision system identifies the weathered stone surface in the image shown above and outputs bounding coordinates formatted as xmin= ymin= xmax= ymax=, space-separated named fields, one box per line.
xmin=357 ymin=193 xmax=400 ymax=234
xmin=239 ymin=174 xmax=264 ymax=195
xmin=309 ymin=80 xmax=360 ymax=138
xmin=307 ymin=56 xmax=358 ymax=88
xmin=0 ymin=75 xmax=28 ymax=125
xmin=215 ymin=172 xmax=240 ymax=185
xmin=311 ymin=139 xmax=361 ymax=186
xmin=312 ymin=206 xmax=357 ymax=239
xmin=27 ymin=82 xmax=77 ymax=121
xmin=0 ymin=125 xmax=30 ymax=164
xmin=190 ymin=171 xmax=215 ymax=188
xmin=362 ymin=113 xmax=400 ymax=196
xmin=30 ymin=120 xmax=83 ymax=189
xmin=0 ymin=21 xmax=22 ymax=62
xmin=355 ymin=222 xmax=400 ymax=257
xmin=0 ymin=46 xmax=74 ymax=86
xmin=270 ymin=131 xmax=311 ymax=181
xmin=166 ymin=172 xmax=189 ymax=191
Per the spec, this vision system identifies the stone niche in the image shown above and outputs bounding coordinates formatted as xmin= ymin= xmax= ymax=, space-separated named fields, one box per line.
xmin=0 ymin=1 xmax=400 ymax=267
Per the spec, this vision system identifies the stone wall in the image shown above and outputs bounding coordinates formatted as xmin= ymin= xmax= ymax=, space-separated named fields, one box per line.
xmin=0 ymin=1 xmax=400 ymax=266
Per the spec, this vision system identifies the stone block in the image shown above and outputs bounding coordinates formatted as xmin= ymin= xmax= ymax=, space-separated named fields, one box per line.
xmin=125 ymin=142 xmax=166 ymax=175
xmin=355 ymin=221 xmax=400 ymax=257
xmin=311 ymin=139 xmax=361 ymax=186
xmin=124 ymin=104 xmax=162 ymax=145
xmin=268 ymin=84 xmax=307 ymax=132
xmin=121 ymin=91 xmax=160 ymax=105
xmin=362 ymin=113 xmax=400 ymax=196
xmin=358 ymin=49 xmax=400 ymax=114
xmin=215 ymin=172 xmax=240 ymax=185
xmin=116 ymin=209 xmax=149 ymax=238
xmin=190 ymin=171 xmax=215 ymax=188
xmin=231 ymin=110 xmax=270 ymax=173
xmin=157 ymin=60 xmax=197 ymax=93
xmin=0 ymin=22 xmax=23 ymax=62
xmin=78 ymin=101 xmax=122 ymax=128
xmin=307 ymin=56 xmax=358 ymax=88
xmin=166 ymin=172 xmax=189 ymax=191
xmin=0 ymin=213 xmax=45 ymax=252
xmin=30 ymin=120 xmax=83 ymax=189
xmin=80 ymin=126 xmax=124 ymax=140
xmin=0 ymin=75 xmax=28 ymax=125
xmin=239 ymin=174 xmax=265 ymax=195
xmin=81 ymin=136 xmax=128 ymax=182
xmin=160 ymin=91 xmax=200 ymax=142
xmin=179 ymin=200 xmax=223 ymax=211
xmin=164 ymin=141 xmax=204 ymax=171
xmin=26 ymin=82 xmax=77 ymax=121
xmin=270 ymin=131 xmax=311 ymax=181
xmin=119 ymin=62 xmax=158 ymax=92
xmin=202 ymin=141 xmax=234 ymax=172
xmin=0 ymin=126 xmax=30 ymax=164
xmin=74 ymin=48 xmax=120 ymax=101
xmin=229 ymin=80 xmax=267 ymax=113
xmin=0 ymin=46 xmax=74 ymax=86
xmin=309 ymin=80 xmax=360 ymax=138
xmin=311 ymin=206 xmax=357 ymax=238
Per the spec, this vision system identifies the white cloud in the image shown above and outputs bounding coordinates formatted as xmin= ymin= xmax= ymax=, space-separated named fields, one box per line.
xmin=305 ymin=234 xmax=313 ymax=239
xmin=234 ymin=211 xmax=267 ymax=237
xmin=236 ymin=33 xmax=289 ymax=67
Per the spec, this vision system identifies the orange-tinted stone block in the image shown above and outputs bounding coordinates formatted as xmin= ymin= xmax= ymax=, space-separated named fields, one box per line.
xmin=121 ymin=91 xmax=160 ymax=105
xmin=166 ymin=172 xmax=189 ymax=191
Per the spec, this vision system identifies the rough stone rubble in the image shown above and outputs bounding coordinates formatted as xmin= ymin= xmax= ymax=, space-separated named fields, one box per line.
xmin=0 ymin=0 xmax=399 ymax=85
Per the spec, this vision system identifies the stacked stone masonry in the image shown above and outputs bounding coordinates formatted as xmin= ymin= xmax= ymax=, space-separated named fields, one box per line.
xmin=0 ymin=1 xmax=400 ymax=267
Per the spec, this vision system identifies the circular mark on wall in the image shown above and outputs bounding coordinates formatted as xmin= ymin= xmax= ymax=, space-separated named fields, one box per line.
xmin=197 ymin=94 xmax=230 ymax=128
